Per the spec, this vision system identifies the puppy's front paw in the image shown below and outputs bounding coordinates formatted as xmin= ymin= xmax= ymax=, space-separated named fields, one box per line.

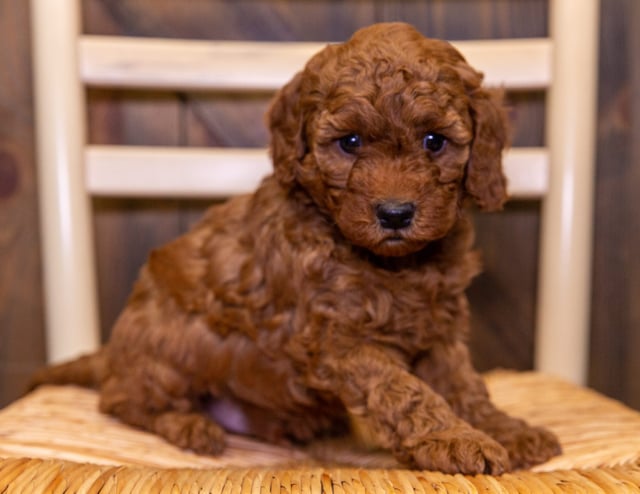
xmin=154 ymin=411 xmax=226 ymax=455
xmin=407 ymin=427 xmax=511 ymax=475
xmin=497 ymin=424 xmax=561 ymax=470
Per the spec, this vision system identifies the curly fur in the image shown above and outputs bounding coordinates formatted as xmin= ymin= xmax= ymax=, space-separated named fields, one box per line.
xmin=31 ymin=23 xmax=560 ymax=474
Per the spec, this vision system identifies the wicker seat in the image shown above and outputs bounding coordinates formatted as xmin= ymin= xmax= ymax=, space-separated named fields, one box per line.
xmin=2 ymin=372 xmax=640 ymax=492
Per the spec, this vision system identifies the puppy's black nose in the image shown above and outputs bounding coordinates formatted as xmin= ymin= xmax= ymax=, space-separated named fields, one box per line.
xmin=376 ymin=201 xmax=416 ymax=230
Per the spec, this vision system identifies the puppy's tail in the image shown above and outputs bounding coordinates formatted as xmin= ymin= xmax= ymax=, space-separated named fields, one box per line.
xmin=28 ymin=348 xmax=108 ymax=392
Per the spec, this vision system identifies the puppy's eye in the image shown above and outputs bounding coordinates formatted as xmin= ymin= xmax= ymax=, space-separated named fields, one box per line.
xmin=423 ymin=133 xmax=447 ymax=154
xmin=338 ymin=134 xmax=362 ymax=154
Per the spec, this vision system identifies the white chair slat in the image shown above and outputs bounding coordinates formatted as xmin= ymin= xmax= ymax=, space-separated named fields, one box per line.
xmin=86 ymin=145 xmax=547 ymax=199
xmin=86 ymin=146 xmax=271 ymax=197
xmin=80 ymin=35 xmax=552 ymax=91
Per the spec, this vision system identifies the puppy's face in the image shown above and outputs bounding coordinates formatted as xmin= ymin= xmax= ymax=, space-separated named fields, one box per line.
xmin=302 ymin=55 xmax=475 ymax=257
xmin=268 ymin=23 xmax=508 ymax=257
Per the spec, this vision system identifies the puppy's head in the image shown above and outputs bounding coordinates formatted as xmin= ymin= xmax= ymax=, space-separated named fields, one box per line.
xmin=267 ymin=23 xmax=508 ymax=257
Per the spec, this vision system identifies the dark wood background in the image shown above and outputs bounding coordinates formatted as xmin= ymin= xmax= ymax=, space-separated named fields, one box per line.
xmin=1 ymin=0 xmax=638 ymax=409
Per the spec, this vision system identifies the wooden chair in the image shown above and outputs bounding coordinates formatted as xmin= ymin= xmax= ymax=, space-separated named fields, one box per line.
xmin=3 ymin=0 xmax=640 ymax=492
xmin=32 ymin=1 xmax=595 ymax=386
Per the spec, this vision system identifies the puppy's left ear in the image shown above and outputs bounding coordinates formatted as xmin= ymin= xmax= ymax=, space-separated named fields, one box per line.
xmin=266 ymin=72 xmax=306 ymax=189
xmin=462 ymin=71 xmax=509 ymax=211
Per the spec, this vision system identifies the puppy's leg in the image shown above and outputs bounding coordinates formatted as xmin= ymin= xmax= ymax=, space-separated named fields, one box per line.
xmin=99 ymin=363 xmax=226 ymax=456
xmin=314 ymin=345 xmax=510 ymax=474
xmin=413 ymin=341 xmax=561 ymax=469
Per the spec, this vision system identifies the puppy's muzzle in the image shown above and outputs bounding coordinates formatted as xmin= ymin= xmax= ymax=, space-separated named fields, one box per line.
xmin=376 ymin=201 xmax=416 ymax=230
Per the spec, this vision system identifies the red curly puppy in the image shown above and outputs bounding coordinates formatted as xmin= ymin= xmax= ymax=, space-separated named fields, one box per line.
xmin=32 ymin=23 xmax=560 ymax=474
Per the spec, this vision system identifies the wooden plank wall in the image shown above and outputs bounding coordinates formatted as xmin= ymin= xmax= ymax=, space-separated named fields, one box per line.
xmin=0 ymin=0 xmax=638 ymax=409
xmin=0 ymin=0 xmax=47 ymax=406
xmin=589 ymin=0 xmax=640 ymax=408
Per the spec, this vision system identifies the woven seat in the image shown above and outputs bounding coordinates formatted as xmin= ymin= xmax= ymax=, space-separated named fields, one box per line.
xmin=1 ymin=371 xmax=640 ymax=492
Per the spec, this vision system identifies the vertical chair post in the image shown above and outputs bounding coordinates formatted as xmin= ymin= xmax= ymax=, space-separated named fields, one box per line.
xmin=535 ymin=0 xmax=600 ymax=384
xmin=30 ymin=0 xmax=100 ymax=362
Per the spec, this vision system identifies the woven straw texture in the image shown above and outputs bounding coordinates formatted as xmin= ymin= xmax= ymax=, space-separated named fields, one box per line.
xmin=1 ymin=371 xmax=639 ymax=492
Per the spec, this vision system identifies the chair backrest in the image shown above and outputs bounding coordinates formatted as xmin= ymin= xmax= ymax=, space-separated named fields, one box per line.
xmin=30 ymin=0 xmax=599 ymax=385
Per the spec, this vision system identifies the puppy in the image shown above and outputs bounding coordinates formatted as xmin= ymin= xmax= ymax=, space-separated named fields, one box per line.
xmin=32 ymin=22 xmax=561 ymax=474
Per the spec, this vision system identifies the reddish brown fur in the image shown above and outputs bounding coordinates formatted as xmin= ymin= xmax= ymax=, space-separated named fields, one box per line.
xmin=31 ymin=23 xmax=560 ymax=474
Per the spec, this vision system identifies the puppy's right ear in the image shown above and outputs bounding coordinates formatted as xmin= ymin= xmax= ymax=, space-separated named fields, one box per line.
xmin=266 ymin=72 xmax=306 ymax=189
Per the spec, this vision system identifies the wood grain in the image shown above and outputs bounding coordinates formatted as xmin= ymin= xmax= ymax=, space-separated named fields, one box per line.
xmin=0 ymin=0 xmax=47 ymax=407
xmin=589 ymin=0 xmax=640 ymax=409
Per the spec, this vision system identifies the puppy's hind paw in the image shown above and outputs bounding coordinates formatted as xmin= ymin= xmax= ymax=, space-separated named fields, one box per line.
xmin=154 ymin=411 xmax=227 ymax=456
xmin=408 ymin=428 xmax=511 ymax=475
